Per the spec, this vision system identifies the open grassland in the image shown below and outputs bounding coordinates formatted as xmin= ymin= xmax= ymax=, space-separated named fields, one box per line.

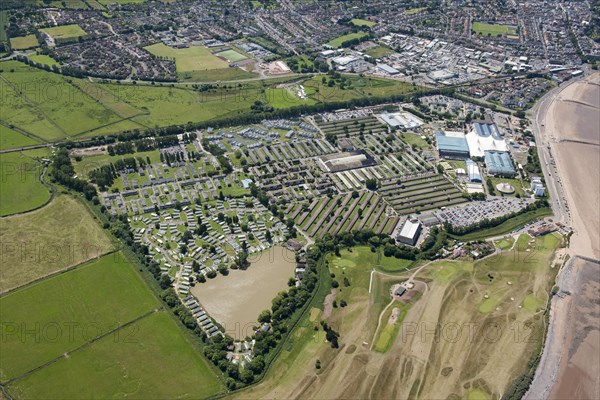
xmin=178 ymin=67 xmax=258 ymax=82
xmin=0 ymin=150 xmax=51 ymax=216
xmin=405 ymin=7 xmax=426 ymax=15
xmin=0 ymin=61 xmax=127 ymax=139
xmin=305 ymin=74 xmax=416 ymax=103
xmin=234 ymin=234 xmax=561 ymax=399
xmin=40 ymin=24 xmax=88 ymax=43
xmin=0 ymin=125 xmax=39 ymax=150
xmin=73 ymin=149 xmax=160 ymax=179
xmin=9 ymin=35 xmax=38 ymax=50
xmin=0 ymin=195 xmax=114 ymax=292
xmin=265 ymin=87 xmax=316 ymax=109
xmin=350 ymin=18 xmax=376 ymax=27
xmin=0 ymin=11 xmax=8 ymax=43
xmin=145 ymin=43 xmax=229 ymax=72
xmin=472 ymin=22 xmax=517 ymax=36
xmin=373 ymin=302 xmax=410 ymax=353
xmin=28 ymin=54 xmax=60 ymax=67
xmin=0 ymin=252 xmax=157 ymax=381
xmin=365 ymin=45 xmax=394 ymax=58
xmin=7 ymin=312 xmax=223 ymax=399
xmin=327 ymin=32 xmax=369 ymax=48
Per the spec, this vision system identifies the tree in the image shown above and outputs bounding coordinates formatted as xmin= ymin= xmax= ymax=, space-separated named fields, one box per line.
xmin=159 ymin=274 xmax=172 ymax=289
xmin=365 ymin=178 xmax=379 ymax=191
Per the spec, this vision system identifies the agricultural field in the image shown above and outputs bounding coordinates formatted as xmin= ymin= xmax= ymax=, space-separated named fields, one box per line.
xmin=234 ymin=233 xmax=562 ymax=399
xmin=9 ymin=34 xmax=38 ymax=50
xmin=0 ymin=61 xmax=129 ymax=139
xmin=40 ymin=24 xmax=88 ymax=44
xmin=350 ymin=18 xmax=376 ymax=27
xmin=0 ymin=252 xmax=157 ymax=381
xmin=472 ymin=22 xmax=517 ymax=36
xmin=0 ymin=194 xmax=114 ymax=292
xmin=327 ymin=32 xmax=369 ymax=48
xmin=0 ymin=150 xmax=51 ymax=216
xmin=1 ymin=251 xmax=224 ymax=399
xmin=0 ymin=10 xmax=8 ymax=43
xmin=0 ymin=125 xmax=39 ymax=150
xmin=144 ymin=43 xmax=229 ymax=72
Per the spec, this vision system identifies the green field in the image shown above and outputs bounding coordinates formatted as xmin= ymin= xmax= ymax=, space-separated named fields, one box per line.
xmin=0 ymin=150 xmax=51 ymax=216
xmin=365 ymin=45 xmax=394 ymax=58
xmin=40 ymin=24 xmax=88 ymax=43
xmin=8 ymin=312 xmax=223 ymax=399
xmin=145 ymin=43 xmax=230 ymax=72
xmin=0 ymin=61 xmax=127 ymax=139
xmin=9 ymin=35 xmax=38 ymax=50
xmin=0 ymin=252 xmax=157 ymax=380
xmin=0 ymin=195 xmax=114 ymax=292
xmin=472 ymin=22 xmax=517 ymax=36
xmin=265 ymin=87 xmax=316 ymax=109
xmin=73 ymin=149 xmax=161 ymax=179
xmin=216 ymin=49 xmax=247 ymax=62
xmin=0 ymin=11 xmax=8 ymax=43
xmin=0 ymin=125 xmax=39 ymax=150
xmin=327 ymin=32 xmax=369 ymax=48
xmin=405 ymin=7 xmax=426 ymax=15
xmin=350 ymin=18 xmax=376 ymax=27
xmin=373 ymin=302 xmax=410 ymax=352
xmin=28 ymin=54 xmax=60 ymax=67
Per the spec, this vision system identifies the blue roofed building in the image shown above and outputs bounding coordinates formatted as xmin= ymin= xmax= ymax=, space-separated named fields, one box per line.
xmin=484 ymin=151 xmax=515 ymax=177
xmin=435 ymin=131 xmax=470 ymax=159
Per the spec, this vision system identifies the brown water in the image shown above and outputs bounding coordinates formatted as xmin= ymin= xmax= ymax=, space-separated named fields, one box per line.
xmin=191 ymin=245 xmax=297 ymax=340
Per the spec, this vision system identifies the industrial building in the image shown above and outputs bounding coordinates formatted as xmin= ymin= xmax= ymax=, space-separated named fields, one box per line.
xmin=396 ymin=218 xmax=422 ymax=246
xmin=378 ymin=111 xmax=423 ymax=128
xmin=378 ymin=63 xmax=400 ymax=75
xmin=484 ymin=151 xmax=516 ymax=177
xmin=435 ymin=131 xmax=470 ymax=159
xmin=466 ymin=159 xmax=482 ymax=182
xmin=466 ymin=122 xmax=508 ymax=158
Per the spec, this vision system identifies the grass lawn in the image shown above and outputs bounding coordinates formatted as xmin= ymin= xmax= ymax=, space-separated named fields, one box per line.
xmin=265 ymin=87 xmax=316 ymax=109
xmin=28 ymin=54 xmax=60 ymax=67
xmin=373 ymin=302 xmax=410 ymax=352
xmin=40 ymin=24 xmax=88 ymax=43
xmin=0 ymin=150 xmax=51 ymax=216
xmin=405 ymin=7 xmax=426 ymax=15
xmin=0 ymin=125 xmax=39 ymax=150
xmin=400 ymin=132 xmax=430 ymax=149
xmin=365 ymin=45 xmax=394 ymax=58
xmin=0 ymin=195 xmax=114 ymax=292
xmin=327 ymin=32 xmax=369 ymax=48
xmin=350 ymin=18 xmax=376 ymax=27
xmin=145 ymin=43 xmax=229 ymax=72
xmin=7 ymin=312 xmax=224 ymax=399
xmin=379 ymin=254 xmax=414 ymax=272
xmin=0 ymin=251 xmax=157 ymax=381
xmin=0 ymin=10 xmax=8 ymax=43
xmin=472 ymin=22 xmax=516 ymax=36
xmin=9 ymin=34 xmax=38 ymax=50
xmin=215 ymin=49 xmax=247 ymax=62
xmin=178 ymin=67 xmax=258 ymax=82
xmin=73 ymin=149 xmax=161 ymax=179
xmin=489 ymin=177 xmax=526 ymax=197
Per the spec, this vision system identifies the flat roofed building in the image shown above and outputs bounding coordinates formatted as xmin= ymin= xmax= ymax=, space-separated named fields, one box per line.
xmin=378 ymin=63 xmax=400 ymax=75
xmin=435 ymin=131 xmax=470 ymax=159
xmin=484 ymin=151 xmax=515 ymax=177
xmin=397 ymin=218 xmax=422 ymax=246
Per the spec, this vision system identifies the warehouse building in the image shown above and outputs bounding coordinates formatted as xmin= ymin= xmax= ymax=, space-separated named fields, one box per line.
xmin=484 ymin=151 xmax=515 ymax=177
xmin=378 ymin=63 xmax=400 ymax=75
xmin=396 ymin=218 xmax=422 ymax=246
xmin=435 ymin=131 xmax=470 ymax=159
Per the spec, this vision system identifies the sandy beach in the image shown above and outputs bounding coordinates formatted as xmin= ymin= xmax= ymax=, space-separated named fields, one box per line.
xmin=526 ymin=72 xmax=600 ymax=400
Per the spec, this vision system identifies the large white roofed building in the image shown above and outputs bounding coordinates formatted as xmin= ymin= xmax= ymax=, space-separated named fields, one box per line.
xmin=466 ymin=122 xmax=508 ymax=158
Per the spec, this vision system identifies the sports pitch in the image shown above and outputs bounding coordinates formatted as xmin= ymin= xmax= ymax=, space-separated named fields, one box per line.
xmin=472 ymin=22 xmax=517 ymax=36
xmin=9 ymin=35 xmax=38 ymax=50
xmin=144 ymin=43 xmax=230 ymax=72
xmin=40 ymin=24 xmax=88 ymax=42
